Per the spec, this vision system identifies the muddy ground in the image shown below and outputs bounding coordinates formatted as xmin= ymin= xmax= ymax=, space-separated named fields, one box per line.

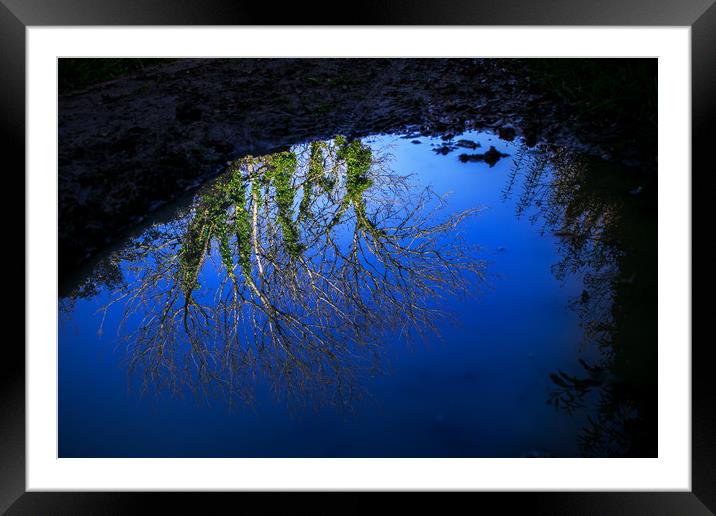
xmin=59 ymin=58 xmax=654 ymax=281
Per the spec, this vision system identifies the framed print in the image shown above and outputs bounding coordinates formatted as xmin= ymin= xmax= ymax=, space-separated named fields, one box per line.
xmin=3 ymin=0 xmax=710 ymax=513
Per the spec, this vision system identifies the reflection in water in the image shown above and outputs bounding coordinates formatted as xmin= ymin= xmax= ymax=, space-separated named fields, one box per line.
xmin=505 ymin=145 xmax=657 ymax=457
xmin=60 ymin=132 xmax=656 ymax=458
xmin=68 ymin=138 xmax=483 ymax=407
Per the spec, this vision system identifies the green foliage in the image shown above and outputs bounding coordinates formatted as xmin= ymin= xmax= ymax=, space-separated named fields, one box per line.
xmin=225 ymin=167 xmax=252 ymax=275
xmin=342 ymin=141 xmax=373 ymax=198
xmin=333 ymin=135 xmax=345 ymax=145
xmin=179 ymin=164 xmax=257 ymax=292
xmin=269 ymin=152 xmax=304 ymax=258
xmin=299 ymin=142 xmax=326 ymax=220
xmin=179 ymin=138 xmax=379 ymax=292
xmin=216 ymin=219 xmax=234 ymax=277
xmin=319 ymin=176 xmax=336 ymax=193
xmin=332 ymin=139 xmax=375 ymax=230
xmin=179 ymin=188 xmax=230 ymax=296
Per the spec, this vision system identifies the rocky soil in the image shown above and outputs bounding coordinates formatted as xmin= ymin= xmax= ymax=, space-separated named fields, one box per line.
xmin=59 ymin=58 xmax=654 ymax=280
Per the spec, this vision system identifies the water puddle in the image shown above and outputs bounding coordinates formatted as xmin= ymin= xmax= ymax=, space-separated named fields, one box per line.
xmin=59 ymin=130 xmax=656 ymax=457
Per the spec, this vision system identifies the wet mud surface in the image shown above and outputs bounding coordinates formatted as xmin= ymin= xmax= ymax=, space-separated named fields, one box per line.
xmin=59 ymin=58 xmax=654 ymax=282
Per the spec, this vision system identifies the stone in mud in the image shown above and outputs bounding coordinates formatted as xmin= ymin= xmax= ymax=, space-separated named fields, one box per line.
xmin=455 ymin=139 xmax=480 ymax=149
xmin=483 ymin=145 xmax=508 ymax=166
xmin=498 ymin=126 xmax=517 ymax=141
xmin=433 ymin=144 xmax=455 ymax=155
xmin=458 ymin=145 xmax=509 ymax=167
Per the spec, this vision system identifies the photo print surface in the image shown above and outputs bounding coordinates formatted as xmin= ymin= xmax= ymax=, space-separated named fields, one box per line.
xmin=58 ymin=58 xmax=657 ymax=458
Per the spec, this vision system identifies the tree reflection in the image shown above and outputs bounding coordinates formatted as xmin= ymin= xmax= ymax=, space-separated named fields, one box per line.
xmin=94 ymin=137 xmax=482 ymax=407
xmin=505 ymin=145 xmax=657 ymax=457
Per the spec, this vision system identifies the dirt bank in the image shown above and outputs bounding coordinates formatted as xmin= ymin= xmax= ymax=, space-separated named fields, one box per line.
xmin=58 ymin=58 xmax=654 ymax=280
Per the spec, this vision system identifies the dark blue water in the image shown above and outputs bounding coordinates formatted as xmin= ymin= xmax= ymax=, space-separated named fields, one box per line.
xmin=59 ymin=131 xmax=607 ymax=457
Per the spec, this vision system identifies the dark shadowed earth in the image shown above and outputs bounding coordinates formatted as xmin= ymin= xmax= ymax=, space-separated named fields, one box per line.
xmin=58 ymin=58 xmax=654 ymax=283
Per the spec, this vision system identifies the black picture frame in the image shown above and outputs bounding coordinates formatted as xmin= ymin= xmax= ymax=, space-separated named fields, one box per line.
xmin=2 ymin=0 xmax=709 ymax=513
